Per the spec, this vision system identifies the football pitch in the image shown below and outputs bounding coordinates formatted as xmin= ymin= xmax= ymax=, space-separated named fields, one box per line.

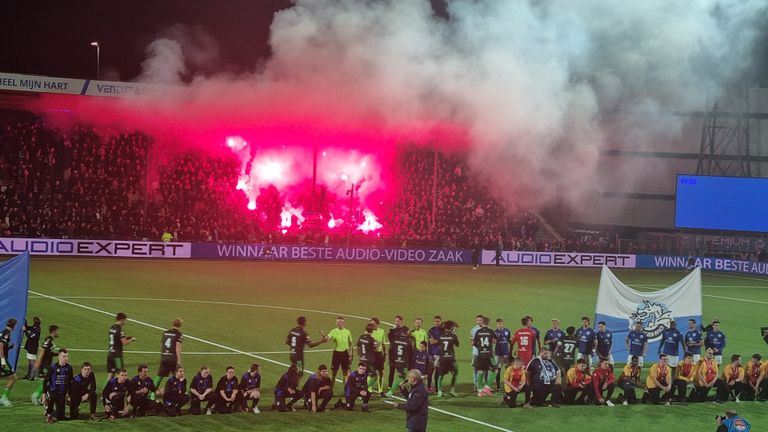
xmin=2 ymin=257 xmax=767 ymax=431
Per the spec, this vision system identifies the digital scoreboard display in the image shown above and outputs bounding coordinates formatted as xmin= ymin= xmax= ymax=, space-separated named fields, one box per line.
xmin=675 ymin=175 xmax=768 ymax=233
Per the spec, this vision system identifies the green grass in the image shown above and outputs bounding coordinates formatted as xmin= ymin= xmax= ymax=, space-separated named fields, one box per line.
xmin=2 ymin=258 xmax=767 ymax=431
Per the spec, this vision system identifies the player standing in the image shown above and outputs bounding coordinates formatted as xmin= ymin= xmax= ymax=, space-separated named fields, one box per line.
xmin=370 ymin=318 xmax=387 ymax=394
xmin=511 ymin=317 xmax=536 ymax=367
xmin=387 ymin=316 xmax=405 ymax=391
xmin=436 ymin=320 xmax=460 ymax=398
xmin=107 ymin=313 xmax=135 ymax=381
xmin=659 ymin=320 xmax=684 ymax=373
xmin=526 ymin=316 xmax=542 ymax=356
xmin=356 ymin=323 xmax=379 ymax=392
xmin=0 ymin=319 xmax=18 ymax=407
xmin=22 ymin=316 xmax=41 ymax=380
xmin=287 ymin=316 xmax=327 ymax=375
xmin=704 ymin=320 xmax=726 ymax=365
xmin=469 ymin=315 xmax=483 ymax=391
xmin=410 ymin=318 xmax=428 ymax=351
xmin=625 ymin=321 xmax=648 ymax=366
xmin=153 ymin=318 xmax=183 ymax=394
xmin=544 ymin=319 xmax=565 ymax=356
xmin=554 ymin=326 xmax=578 ymax=372
xmin=575 ymin=317 xmax=596 ymax=368
xmin=473 ymin=317 xmax=496 ymax=396
xmin=595 ymin=321 xmax=613 ymax=366
xmin=427 ymin=316 xmax=443 ymax=392
xmin=684 ymin=319 xmax=703 ymax=363
xmin=31 ymin=325 xmax=60 ymax=405
xmin=387 ymin=326 xmax=413 ymax=397
xmin=327 ymin=316 xmax=353 ymax=386
xmin=494 ymin=318 xmax=512 ymax=391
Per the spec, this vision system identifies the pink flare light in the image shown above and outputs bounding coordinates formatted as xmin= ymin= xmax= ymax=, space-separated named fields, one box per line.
xmin=357 ymin=210 xmax=383 ymax=233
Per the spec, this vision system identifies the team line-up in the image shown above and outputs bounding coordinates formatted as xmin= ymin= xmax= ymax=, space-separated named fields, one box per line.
xmin=1 ymin=312 xmax=767 ymax=422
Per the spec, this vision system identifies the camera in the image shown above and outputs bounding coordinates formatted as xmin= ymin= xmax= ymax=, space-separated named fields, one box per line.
xmin=715 ymin=415 xmax=725 ymax=421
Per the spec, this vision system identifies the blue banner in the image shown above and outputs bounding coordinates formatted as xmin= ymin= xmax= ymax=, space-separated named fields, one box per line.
xmin=638 ymin=255 xmax=768 ymax=276
xmin=0 ymin=252 xmax=30 ymax=373
xmin=192 ymin=243 xmax=470 ymax=264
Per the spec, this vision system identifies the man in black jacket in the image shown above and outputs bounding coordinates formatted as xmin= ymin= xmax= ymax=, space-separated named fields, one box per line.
xmin=394 ymin=369 xmax=429 ymax=432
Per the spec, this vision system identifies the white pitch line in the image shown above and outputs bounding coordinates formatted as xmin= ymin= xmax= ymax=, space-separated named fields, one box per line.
xmin=628 ymin=284 xmax=768 ymax=289
xmin=65 ymin=348 xmax=334 ymax=355
xmin=28 ymin=290 xmax=514 ymax=432
xmin=27 ymin=295 xmax=394 ymax=327
xmin=632 ymin=286 xmax=768 ymax=305
xmin=715 ymin=272 xmax=768 ymax=283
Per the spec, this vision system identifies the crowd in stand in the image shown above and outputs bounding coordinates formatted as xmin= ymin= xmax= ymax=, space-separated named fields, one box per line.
xmin=0 ymin=115 xmax=543 ymax=248
xmin=6 ymin=114 xmax=760 ymax=256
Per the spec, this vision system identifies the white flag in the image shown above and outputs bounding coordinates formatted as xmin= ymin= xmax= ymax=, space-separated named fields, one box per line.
xmin=595 ymin=265 xmax=702 ymax=362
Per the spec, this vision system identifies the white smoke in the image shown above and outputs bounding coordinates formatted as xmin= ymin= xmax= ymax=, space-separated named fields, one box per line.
xmin=121 ymin=0 xmax=767 ymax=212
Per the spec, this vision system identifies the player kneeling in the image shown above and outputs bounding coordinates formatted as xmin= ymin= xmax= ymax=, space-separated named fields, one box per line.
xmin=274 ymin=364 xmax=301 ymax=412
xmin=163 ymin=365 xmax=189 ymax=416
xmin=70 ymin=362 xmax=98 ymax=420
xmin=616 ymin=356 xmax=646 ymax=405
xmin=502 ymin=358 xmax=529 ymax=408
xmin=102 ymin=368 xmax=130 ymax=421
xmin=338 ymin=363 xmax=370 ymax=412
xmin=591 ymin=358 xmax=615 ymax=406
xmin=189 ymin=366 xmax=214 ymax=415
xmin=302 ymin=364 xmax=333 ymax=413
xmin=239 ymin=363 xmax=262 ymax=413
xmin=128 ymin=365 xmax=161 ymax=417
xmin=563 ymin=358 xmax=592 ymax=405
xmin=213 ymin=366 xmax=239 ymax=413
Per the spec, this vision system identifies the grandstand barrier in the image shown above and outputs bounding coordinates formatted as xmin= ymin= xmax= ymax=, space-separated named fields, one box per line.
xmin=0 ymin=237 xmax=191 ymax=258
xmin=637 ymin=254 xmax=768 ymax=276
xmin=480 ymin=250 xmax=636 ymax=268
xmin=2 ymin=236 xmax=768 ymax=276
xmin=191 ymin=243 xmax=470 ymax=264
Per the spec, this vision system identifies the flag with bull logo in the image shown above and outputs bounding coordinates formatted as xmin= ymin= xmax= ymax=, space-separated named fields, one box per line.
xmin=595 ymin=265 xmax=702 ymax=362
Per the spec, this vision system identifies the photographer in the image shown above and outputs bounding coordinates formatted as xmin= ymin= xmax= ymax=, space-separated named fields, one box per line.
xmin=716 ymin=410 xmax=750 ymax=432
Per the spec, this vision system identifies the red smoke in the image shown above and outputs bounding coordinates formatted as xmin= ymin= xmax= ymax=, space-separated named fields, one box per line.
xmin=30 ymin=93 xmax=468 ymax=233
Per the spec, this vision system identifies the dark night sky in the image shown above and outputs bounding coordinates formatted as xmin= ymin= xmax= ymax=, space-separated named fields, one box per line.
xmin=0 ymin=0 xmax=295 ymax=80
xmin=1 ymin=1 xmax=765 ymax=85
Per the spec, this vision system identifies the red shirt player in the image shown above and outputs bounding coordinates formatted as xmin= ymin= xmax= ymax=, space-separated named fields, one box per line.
xmin=592 ymin=358 xmax=616 ymax=405
xmin=511 ymin=317 xmax=537 ymax=366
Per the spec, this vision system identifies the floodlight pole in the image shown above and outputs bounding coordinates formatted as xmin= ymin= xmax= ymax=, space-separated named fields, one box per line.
xmin=90 ymin=42 xmax=100 ymax=80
